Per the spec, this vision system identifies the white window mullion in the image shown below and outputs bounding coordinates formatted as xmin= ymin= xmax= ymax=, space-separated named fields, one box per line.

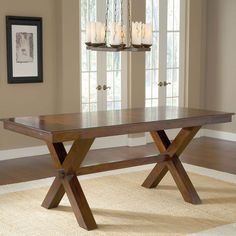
xmin=159 ymin=0 xmax=168 ymax=106
xmin=97 ymin=0 xmax=107 ymax=111
xmin=179 ymin=0 xmax=186 ymax=107
xmin=145 ymin=0 xmax=185 ymax=108
xmin=121 ymin=0 xmax=128 ymax=109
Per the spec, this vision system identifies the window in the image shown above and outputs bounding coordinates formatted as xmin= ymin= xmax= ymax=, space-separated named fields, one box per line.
xmin=145 ymin=0 xmax=160 ymax=108
xmin=80 ymin=0 xmax=127 ymax=112
xmin=145 ymin=0 xmax=185 ymax=107
xmin=81 ymin=0 xmax=97 ymax=112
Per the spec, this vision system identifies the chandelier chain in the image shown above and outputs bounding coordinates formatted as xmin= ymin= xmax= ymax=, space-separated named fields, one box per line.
xmin=105 ymin=0 xmax=110 ymax=45
xmin=128 ymin=0 xmax=132 ymax=46
xmin=121 ymin=0 xmax=124 ymax=44
xmin=121 ymin=0 xmax=124 ymax=26
xmin=114 ymin=0 xmax=117 ymax=23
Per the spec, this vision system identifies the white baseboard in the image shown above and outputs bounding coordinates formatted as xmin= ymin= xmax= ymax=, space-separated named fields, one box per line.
xmin=0 ymin=129 xmax=235 ymax=161
xmin=92 ymin=135 xmax=128 ymax=149
xmin=146 ymin=128 xmax=202 ymax=143
xmin=0 ymin=135 xmax=128 ymax=161
xmin=202 ymin=129 xmax=236 ymax=142
xmin=128 ymin=136 xmax=147 ymax=147
xmin=0 ymin=146 xmax=49 ymax=161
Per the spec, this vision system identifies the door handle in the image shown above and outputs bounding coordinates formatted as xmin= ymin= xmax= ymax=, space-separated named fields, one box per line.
xmin=158 ymin=82 xmax=163 ymax=87
xmin=103 ymin=85 xmax=111 ymax=90
xmin=96 ymin=85 xmax=102 ymax=90
xmin=164 ymin=81 xmax=171 ymax=86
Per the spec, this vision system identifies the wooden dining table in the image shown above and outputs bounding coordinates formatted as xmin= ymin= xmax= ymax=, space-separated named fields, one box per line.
xmin=1 ymin=106 xmax=234 ymax=231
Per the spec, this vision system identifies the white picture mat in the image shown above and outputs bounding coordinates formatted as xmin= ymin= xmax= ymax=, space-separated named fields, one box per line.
xmin=12 ymin=25 xmax=38 ymax=77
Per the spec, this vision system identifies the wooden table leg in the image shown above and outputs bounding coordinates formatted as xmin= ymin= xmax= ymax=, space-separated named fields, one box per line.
xmin=62 ymin=174 xmax=97 ymax=230
xmin=142 ymin=163 xmax=168 ymax=188
xmin=142 ymin=127 xmax=201 ymax=205
xmin=41 ymin=176 xmax=65 ymax=209
xmin=166 ymin=156 xmax=201 ymax=204
xmin=41 ymin=138 xmax=97 ymax=231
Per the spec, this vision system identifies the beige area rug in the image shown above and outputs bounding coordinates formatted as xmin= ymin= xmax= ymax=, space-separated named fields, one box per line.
xmin=0 ymin=169 xmax=236 ymax=236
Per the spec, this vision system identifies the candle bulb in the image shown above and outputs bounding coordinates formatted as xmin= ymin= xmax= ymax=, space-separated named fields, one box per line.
xmin=96 ymin=22 xmax=102 ymax=43
xmin=111 ymin=23 xmax=121 ymax=45
xmin=132 ymin=22 xmax=142 ymax=46
xmin=86 ymin=23 xmax=91 ymax=43
xmin=121 ymin=25 xmax=126 ymax=45
xmin=91 ymin=22 xmax=105 ymax=45
xmin=142 ymin=24 xmax=152 ymax=46
xmin=100 ymin=23 xmax=105 ymax=44
xmin=91 ymin=22 xmax=97 ymax=44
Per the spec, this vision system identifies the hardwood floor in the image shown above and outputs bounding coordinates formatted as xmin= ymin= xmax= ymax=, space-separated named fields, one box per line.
xmin=0 ymin=137 xmax=235 ymax=185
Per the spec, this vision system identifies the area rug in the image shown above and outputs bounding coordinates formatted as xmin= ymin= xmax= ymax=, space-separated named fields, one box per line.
xmin=0 ymin=165 xmax=236 ymax=236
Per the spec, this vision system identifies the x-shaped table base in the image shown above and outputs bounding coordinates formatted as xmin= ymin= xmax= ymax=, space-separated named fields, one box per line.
xmin=41 ymin=126 xmax=201 ymax=231
xmin=142 ymin=126 xmax=201 ymax=204
xmin=41 ymin=138 xmax=97 ymax=231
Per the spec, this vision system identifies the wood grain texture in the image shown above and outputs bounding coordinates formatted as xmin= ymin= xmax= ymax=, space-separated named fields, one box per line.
xmin=41 ymin=176 xmax=65 ymax=209
xmin=167 ymin=127 xmax=201 ymax=157
xmin=43 ymin=138 xmax=98 ymax=230
xmin=142 ymin=130 xmax=170 ymax=188
xmin=77 ymin=154 xmax=170 ymax=176
xmin=142 ymin=163 xmax=168 ymax=188
xmin=143 ymin=128 xmax=201 ymax=204
xmin=0 ymin=137 xmax=236 ymax=186
xmin=62 ymin=138 xmax=95 ymax=173
xmin=1 ymin=107 xmax=234 ymax=230
xmin=166 ymin=157 xmax=201 ymax=204
xmin=47 ymin=142 xmax=67 ymax=169
xmin=2 ymin=107 xmax=234 ymax=142
xmin=62 ymin=175 xmax=97 ymax=230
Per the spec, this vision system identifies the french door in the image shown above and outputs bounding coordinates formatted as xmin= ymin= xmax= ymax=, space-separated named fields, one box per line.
xmin=80 ymin=0 xmax=127 ymax=112
xmin=145 ymin=0 xmax=186 ymax=107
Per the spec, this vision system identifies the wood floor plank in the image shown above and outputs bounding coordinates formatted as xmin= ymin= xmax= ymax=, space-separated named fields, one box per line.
xmin=0 ymin=137 xmax=236 ymax=185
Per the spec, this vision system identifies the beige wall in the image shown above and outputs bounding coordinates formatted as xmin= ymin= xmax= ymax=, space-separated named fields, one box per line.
xmin=129 ymin=0 xmax=145 ymax=109
xmin=0 ymin=0 xmax=60 ymax=149
xmin=205 ymin=0 xmax=236 ymax=132
xmin=186 ymin=0 xmax=207 ymax=109
xmin=57 ymin=0 xmax=81 ymax=114
xmin=0 ymin=0 xmax=82 ymax=150
xmin=128 ymin=0 xmax=146 ymax=139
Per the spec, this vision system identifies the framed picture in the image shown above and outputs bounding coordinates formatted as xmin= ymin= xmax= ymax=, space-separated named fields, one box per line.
xmin=6 ymin=16 xmax=43 ymax=84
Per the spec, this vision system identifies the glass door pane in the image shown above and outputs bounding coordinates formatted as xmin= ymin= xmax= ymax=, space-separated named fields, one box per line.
xmin=166 ymin=0 xmax=180 ymax=106
xmin=81 ymin=0 xmax=126 ymax=112
xmin=105 ymin=0 xmax=122 ymax=111
xmin=145 ymin=0 xmax=183 ymax=108
xmin=145 ymin=0 xmax=160 ymax=107
xmin=81 ymin=0 xmax=98 ymax=112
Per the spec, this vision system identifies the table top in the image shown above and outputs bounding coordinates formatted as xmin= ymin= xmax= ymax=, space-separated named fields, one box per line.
xmin=1 ymin=107 xmax=234 ymax=142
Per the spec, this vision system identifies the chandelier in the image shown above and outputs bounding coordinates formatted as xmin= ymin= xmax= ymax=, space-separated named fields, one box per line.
xmin=85 ymin=0 xmax=152 ymax=52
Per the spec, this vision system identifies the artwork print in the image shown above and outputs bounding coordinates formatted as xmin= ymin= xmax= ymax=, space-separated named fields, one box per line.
xmin=16 ymin=32 xmax=34 ymax=63
xmin=6 ymin=16 xmax=43 ymax=83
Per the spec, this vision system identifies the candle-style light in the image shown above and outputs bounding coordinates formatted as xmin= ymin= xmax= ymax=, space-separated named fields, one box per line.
xmin=90 ymin=22 xmax=106 ymax=46
xmin=111 ymin=23 xmax=121 ymax=46
xmin=86 ymin=23 xmax=91 ymax=45
xmin=142 ymin=23 xmax=153 ymax=47
xmin=110 ymin=23 xmax=126 ymax=48
xmin=86 ymin=0 xmax=152 ymax=52
xmin=132 ymin=22 xmax=142 ymax=47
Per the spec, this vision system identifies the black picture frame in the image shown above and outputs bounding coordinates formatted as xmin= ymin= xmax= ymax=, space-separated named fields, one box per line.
xmin=6 ymin=16 xmax=43 ymax=84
